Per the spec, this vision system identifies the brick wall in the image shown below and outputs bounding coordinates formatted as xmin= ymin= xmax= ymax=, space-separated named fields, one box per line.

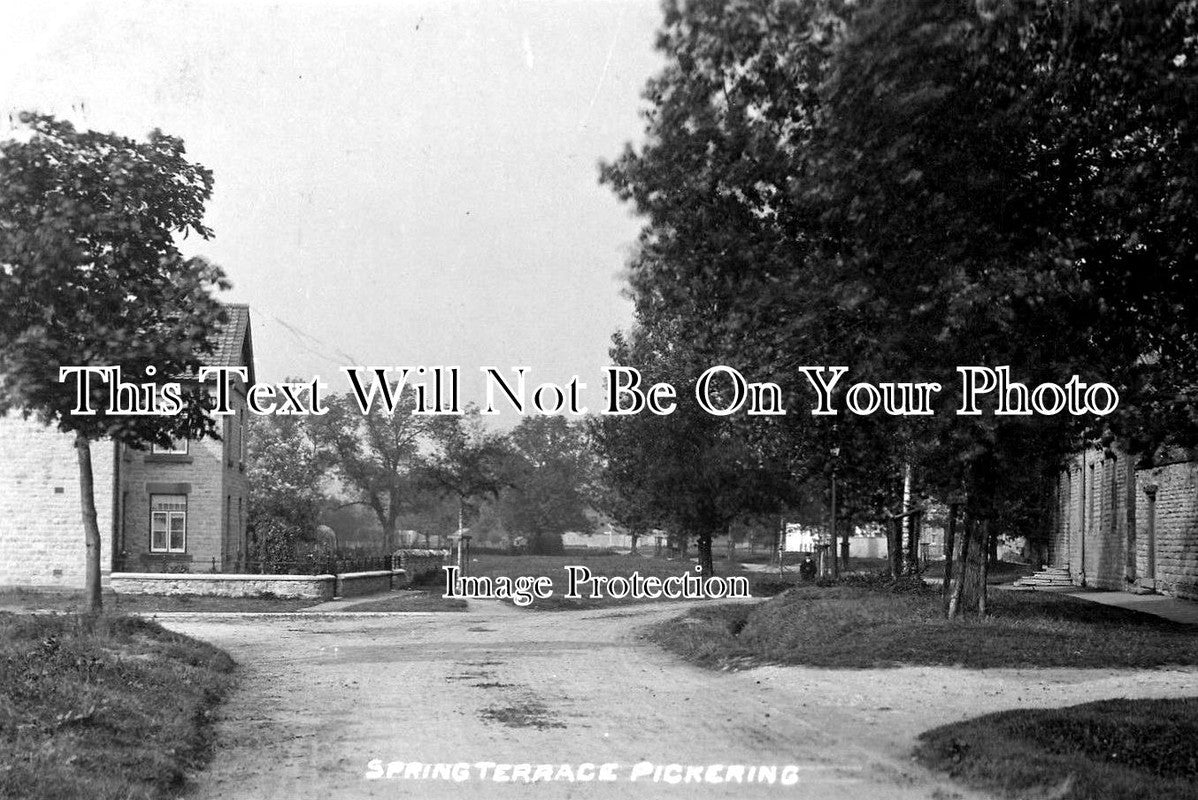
xmin=1051 ymin=447 xmax=1198 ymax=598
xmin=0 ymin=414 xmax=115 ymax=588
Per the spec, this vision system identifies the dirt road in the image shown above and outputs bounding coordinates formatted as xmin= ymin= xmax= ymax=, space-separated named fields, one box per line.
xmin=160 ymin=601 xmax=1198 ymax=800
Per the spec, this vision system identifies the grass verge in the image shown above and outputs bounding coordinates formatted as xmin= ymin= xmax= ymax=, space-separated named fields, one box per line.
xmin=915 ymin=697 xmax=1198 ymax=800
xmin=648 ymin=577 xmax=1198 ymax=669
xmin=0 ymin=612 xmax=234 ymax=800
xmin=0 ymin=589 xmax=321 ymax=614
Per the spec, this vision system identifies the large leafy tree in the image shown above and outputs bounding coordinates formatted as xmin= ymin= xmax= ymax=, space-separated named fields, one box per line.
xmin=309 ymin=393 xmax=429 ymax=553
xmin=809 ymin=0 xmax=1198 ymax=612
xmin=591 ymin=318 xmax=793 ymax=576
xmin=247 ymin=413 xmax=327 ymax=564
xmin=421 ymin=405 xmax=513 ymax=537
xmin=0 ymin=114 xmax=228 ymax=613
xmin=499 ymin=415 xmax=596 ymax=554
xmin=602 ymin=0 xmax=1198 ymax=613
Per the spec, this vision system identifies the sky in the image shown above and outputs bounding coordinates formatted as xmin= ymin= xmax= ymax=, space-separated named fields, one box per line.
xmin=0 ymin=0 xmax=665 ymax=419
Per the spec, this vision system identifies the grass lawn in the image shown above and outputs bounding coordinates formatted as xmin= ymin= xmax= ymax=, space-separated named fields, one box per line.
xmin=464 ymin=553 xmax=765 ymax=610
xmin=335 ymin=589 xmax=467 ymax=612
xmin=0 ymin=589 xmax=321 ymax=614
xmin=915 ymin=697 xmax=1198 ymax=800
xmin=649 ymin=578 xmax=1198 ymax=669
xmin=0 ymin=612 xmax=234 ymax=800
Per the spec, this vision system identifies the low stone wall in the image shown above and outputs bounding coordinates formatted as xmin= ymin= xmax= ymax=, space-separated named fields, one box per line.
xmin=336 ymin=570 xmax=393 ymax=598
xmin=110 ymin=572 xmax=335 ymax=600
xmin=392 ymin=549 xmax=450 ymax=586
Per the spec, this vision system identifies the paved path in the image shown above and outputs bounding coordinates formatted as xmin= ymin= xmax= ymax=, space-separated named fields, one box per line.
xmin=158 ymin=601 xmax=1198 ymax=800
xmin=1057 ymin=588 xmax=1198 ymax=625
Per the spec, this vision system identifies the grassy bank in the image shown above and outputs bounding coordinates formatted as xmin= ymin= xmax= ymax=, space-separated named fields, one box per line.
xmin=915 ymin=698 xmax=1198 ymax=800
xmin=649 ymin=578 xmax=1198 ymax=669
xmin=0 ymin=589 xmax=321 ymax=614
xmin=0 ymin=612 xmax=234 ymax=800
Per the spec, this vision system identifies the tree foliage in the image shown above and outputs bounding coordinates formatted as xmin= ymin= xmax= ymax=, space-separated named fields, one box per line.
xmin=600 ymin=0 xmax=1198 ymax=613
xmin=499 ymin=416 xmax=596 ymax=554
xmin=309 ymin=393 xmax=428 ymax=553
xmin=0 ymin=113 xmax=229 ymax=611
xmin=246 ymin=413 xmax=327 ymax=563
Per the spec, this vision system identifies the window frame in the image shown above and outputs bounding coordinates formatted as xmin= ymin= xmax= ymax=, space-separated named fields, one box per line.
xmin=150 ymin=438 xmax=189 ymax=456
xmin=149 ymin=494 xmax=188 ymax=554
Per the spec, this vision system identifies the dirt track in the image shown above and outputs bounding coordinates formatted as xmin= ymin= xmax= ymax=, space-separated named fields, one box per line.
xmin=160 ymin=601 xmax=1198 ymax=800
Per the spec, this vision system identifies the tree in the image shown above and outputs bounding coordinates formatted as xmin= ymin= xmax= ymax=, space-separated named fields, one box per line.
xmin=591 ymin=319 xmax=793 ymax=576
xmin=247 ymin=412 xmax=327 ymax=564
xmin=499 ymin=416 xmax=596 ymax=554
xmin=602 ymin=0 xmax=1198 ymax=615
xmin=422 ymin=405 xmax=513 ymax=539
xmin=809 ymin=0 xmax=1198 ymax=613
xmin=0 ymin=113 xmax=229 ymax=613
xmin=310 ymin=393 xmax=428 ymax=553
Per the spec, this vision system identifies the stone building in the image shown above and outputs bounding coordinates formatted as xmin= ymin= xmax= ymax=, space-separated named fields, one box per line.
xmin=1050 ymin=445 xmax=1198 ymax=599
xmin=0 ymin=304 xmax=255 ymax=589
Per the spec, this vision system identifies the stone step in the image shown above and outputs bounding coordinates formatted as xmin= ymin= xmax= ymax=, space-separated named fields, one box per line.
xmin=1013 ymin=566 xmax=1074 ymax=588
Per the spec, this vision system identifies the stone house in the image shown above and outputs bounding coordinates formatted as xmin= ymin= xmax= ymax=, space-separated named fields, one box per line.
xmin=0 ymin=304 xmax=255 ymax=589
xmin=1049 ymin=445 xmax=1198 ymax=599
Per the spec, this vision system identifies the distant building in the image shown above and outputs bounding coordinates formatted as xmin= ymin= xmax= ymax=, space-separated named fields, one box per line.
xmin=0 ymin=304 xmax=255 ymax=588
xmin=1049 ymin=445 xmax=1198 ymax=599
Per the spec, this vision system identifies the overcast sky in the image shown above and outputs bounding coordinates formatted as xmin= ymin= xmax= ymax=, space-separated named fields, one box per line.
xmin=1 ymin=0 xmax=664 ymax=417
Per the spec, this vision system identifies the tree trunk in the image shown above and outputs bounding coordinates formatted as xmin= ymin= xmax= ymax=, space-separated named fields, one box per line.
xmin=947 ymin=513 xmax=971 ymax=619
xmin=907 ymin=511 xmax=920 ymax=574
xmin=977 ymin=519 xmax=991 ymax=616
xmin=888 ymin=517 xmax=903 ymax=578
xmin=75 ymin=432 xmax=103 ymax=615
xmin=942 ymin=503 xmax=958 ymax=613
xmin=697 ymin=530 xmax=715 ymax=578
xmin=630 ymin=532 xmax=639 ymax=555
xmin=955 ymin=514 xmax=989 ymax=616
xmin=840 ymin=511 xmax=851 ymax=573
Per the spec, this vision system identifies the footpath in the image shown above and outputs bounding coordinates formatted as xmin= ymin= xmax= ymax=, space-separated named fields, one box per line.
xmin=1050 ymin=586 xmax=1198 ymax=626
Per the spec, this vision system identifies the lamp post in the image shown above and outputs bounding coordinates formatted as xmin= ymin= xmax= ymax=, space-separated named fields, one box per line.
xmin=829 ymin=444 xmax=840 ymax=579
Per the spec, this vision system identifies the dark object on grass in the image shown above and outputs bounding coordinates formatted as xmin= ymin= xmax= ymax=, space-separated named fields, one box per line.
xmin=799 ymin=557 xmax=817 ymax=580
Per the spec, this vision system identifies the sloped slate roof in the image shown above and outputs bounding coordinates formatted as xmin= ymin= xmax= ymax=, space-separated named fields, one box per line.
xmin=208 ymin=303 xmax=251 ymax=369
xmin=181 ymin=303 xmax=254 ymax=384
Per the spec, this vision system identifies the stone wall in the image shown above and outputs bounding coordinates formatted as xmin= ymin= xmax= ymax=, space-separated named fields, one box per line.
xmin=335 ymin=570 xmax=393 ymax=597
xmin=1052 ymin=447 xmax=1198 ymax=598
xmin=110 ymin=571 xmax=335 ymax=599
xmin=109 ymin=569 xmax=410 ymax=600
xmin=1136 ymin=458 xmax=1198 ymax=599
xmin=0 ymin=414 xmax=116 ymax=589
xmin=392 ymin=549 xmax=450 ymax=586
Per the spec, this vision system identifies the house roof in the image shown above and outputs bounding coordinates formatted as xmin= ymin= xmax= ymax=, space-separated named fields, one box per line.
xmin=195 ymin=303 xmax=255 ymax=385
xmin=209 ymin=304 xmax=250 ymax=367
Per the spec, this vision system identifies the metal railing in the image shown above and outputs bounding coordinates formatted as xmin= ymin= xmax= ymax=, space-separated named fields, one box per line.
xmin=113 ymin=552 xmax=392 ymax=576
